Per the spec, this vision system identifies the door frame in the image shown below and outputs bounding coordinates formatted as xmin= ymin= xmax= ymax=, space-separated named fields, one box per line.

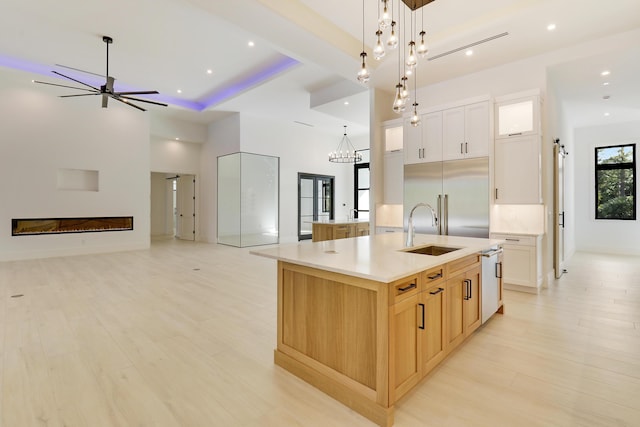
xmin=298 ymin=173 xmax=335 ymax=241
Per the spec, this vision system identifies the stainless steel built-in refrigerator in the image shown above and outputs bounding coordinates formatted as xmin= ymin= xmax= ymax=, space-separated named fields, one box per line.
xmin=404 ymin=158 xmax=489 ymax=238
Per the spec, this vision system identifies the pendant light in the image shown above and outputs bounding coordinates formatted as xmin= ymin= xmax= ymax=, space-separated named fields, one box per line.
xmin=329 ymin=126 xmax=363 ymax=163
xmin=355 ymin=0 xmax=432 ymax=125
xmin=356 ymin=0 xmax=369 ymax=83
xmin=410 ymin=71 xmax=420 ymax=127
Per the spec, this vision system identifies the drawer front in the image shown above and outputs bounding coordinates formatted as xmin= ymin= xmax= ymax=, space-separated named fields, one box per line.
xmin=423 ymin=266 xmax=445 ymax=288
xmin=446 ymin=254 xmax=481 ymax=276
xmin=490 ymin=233 xmax=535 ymax=246
xmin=390 ymin=275 xmax=420 ymax=304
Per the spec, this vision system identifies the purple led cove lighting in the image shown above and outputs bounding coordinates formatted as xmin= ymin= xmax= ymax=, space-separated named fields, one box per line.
xmin=200 ymin=55 xmax=300 ymax=109
xmin=0 ymin=54 xmax=203 ymax=110
xmin=1 ymin=54 xmax=300 ymax=112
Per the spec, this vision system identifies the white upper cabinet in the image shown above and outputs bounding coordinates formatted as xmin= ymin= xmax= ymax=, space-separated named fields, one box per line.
xmin=384 ymin=125 xmax=403 ymax=152
xmin=494 ymin=134 xmax=542 ymax=204
xmin=403 ymin=117 xmax=423 ymax=164
xmin=422 ymin=111 xmax=443 ymax=163
xmin=442 ymin=101 xmax=490 ymax=160
xmin=495 ymin=95 xmax=540 ymax=138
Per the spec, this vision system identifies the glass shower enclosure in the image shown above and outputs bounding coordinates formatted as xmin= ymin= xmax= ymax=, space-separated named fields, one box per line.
xmin=217 ymin=152 xmax=279 ymax=247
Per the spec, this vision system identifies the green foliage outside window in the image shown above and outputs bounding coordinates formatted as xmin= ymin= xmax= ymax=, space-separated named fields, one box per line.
xmin=595 ymin=144 xmax=636 ymax=220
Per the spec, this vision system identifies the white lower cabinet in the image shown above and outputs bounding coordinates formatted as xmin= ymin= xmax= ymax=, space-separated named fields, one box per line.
xmin=490 ymin=233 xmax=543 ymax=292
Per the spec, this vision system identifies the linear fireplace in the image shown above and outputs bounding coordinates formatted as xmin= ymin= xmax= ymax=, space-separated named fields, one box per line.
xmin=12 ymin=216 xmax=133 ymax=236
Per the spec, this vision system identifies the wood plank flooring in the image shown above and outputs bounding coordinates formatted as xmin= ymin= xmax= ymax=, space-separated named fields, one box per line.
xmin=1 ymin=240 xmax=639 ymax=426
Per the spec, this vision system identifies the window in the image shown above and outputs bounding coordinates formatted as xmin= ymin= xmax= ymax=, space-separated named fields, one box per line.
xmin=354 ymin=149 xmax=370 ymax=220
xmin=595 ymin=144 xmax=636 ymax=220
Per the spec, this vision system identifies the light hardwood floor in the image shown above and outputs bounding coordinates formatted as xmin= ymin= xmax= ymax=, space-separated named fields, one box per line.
xmin=1 ymin=240 xmax=639 ymax=426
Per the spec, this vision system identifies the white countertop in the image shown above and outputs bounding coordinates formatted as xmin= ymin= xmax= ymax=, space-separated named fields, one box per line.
xmin=251 ymin=233 xmax=503 ymax=283
xmin=309 ymin=219 xmax=369 ymax=225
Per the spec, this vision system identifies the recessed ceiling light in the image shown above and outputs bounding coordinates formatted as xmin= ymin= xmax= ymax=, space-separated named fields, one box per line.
xmin=604 ymin=112 xmax=610 ymax=117
xmin=465 ymin=49 xmax=473 ymax=56
xmin=177 ymin=89 xmax=182 ymax=94
xmin=248 ymin=41 xmax=255 ymax=47
xmin=603 ymin=95 xmax=611 ymax=100
xmin=603 ymin=82 xmax=610 ymax=86
xmin=547 ymin=23 xmax=556 ymax=31
xmin=175 ymin=137 xmax=180 ymax=141
xmin=206 ymin=69 xmax=213 ymax=75
xmin=344 ymin=101 xmax=349 ymax=106
xmin=601 ymin=70 xmax=610 ymax=76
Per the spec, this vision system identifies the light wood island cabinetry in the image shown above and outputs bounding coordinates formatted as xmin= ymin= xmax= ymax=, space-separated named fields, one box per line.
xmin=312 ymin=220 xmax=369 ymax=242
xmin=256 ymin=234 xmax=501 ymax=427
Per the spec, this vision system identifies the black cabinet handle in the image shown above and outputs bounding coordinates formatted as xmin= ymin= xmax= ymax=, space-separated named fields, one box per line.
xmin=419 ymin=303 xmax=425 ymax=330
xmin=469 ymin=279 xmax=472 ymax=299
xmin=496 ymin=262 xmax=503 ymax=279
xmin=427 ymin=272 xmax=443 ymax=280
xmin=463 ymin=279 xmax=469 ymax=300
xmin=429 ymin=287 xmax=444 ymax=295
xmin=398 ymin=283 xmax=417 ymax=292
xmin=508 ymin=132 xmax=523 ymax=136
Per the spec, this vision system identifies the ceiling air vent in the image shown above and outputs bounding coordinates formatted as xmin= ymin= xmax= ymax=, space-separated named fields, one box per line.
xmin=428 ymin=32 xmax=509 ymax=61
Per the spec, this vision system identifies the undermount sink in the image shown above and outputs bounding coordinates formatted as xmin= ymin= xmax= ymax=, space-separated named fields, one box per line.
xmin=404 ymin=245 xmax=462 ymax=256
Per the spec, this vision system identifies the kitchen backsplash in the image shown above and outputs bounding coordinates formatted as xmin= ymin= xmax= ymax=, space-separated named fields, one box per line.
xmin=490 ymin=204 xmax=546 ymax=235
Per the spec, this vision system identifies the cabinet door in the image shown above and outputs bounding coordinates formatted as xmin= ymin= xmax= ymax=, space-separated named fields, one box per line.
xmin=442 ymin=107 xmax=465 ymax=160
xmin=390 ymin=294 xmax=421 ymax=402
xmin=464 ymin=102 xmax=490 ymax=158
xmin=445 ymin=273 xmax=465 ymax=351
xmin=464 ymin=266 xmax=482 ymax=336
xmin=422 ymin=111 xmax=443 ymax=163
xmin=421 ymin=283 xmax=446 ymax=375
xmin=333 ymin=225 xmax=352 ymax=239
xmin=502 ymin=244 xmax=535 ymax=287
xmin=494 ymin=134 xmax=542 ymax=204
xmin=404 ymin=118 xmax=423 ymax=164
xmin=495 ymin=96 xmax=540 ymax=139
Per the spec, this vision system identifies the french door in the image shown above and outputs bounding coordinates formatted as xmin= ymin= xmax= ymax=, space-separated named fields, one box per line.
xmin=298 ymin=173 xmax=334 ymax=241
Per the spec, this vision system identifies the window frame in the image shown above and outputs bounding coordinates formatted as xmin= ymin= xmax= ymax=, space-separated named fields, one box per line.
xmin=594 ymin=143 xmax=636 ymax=221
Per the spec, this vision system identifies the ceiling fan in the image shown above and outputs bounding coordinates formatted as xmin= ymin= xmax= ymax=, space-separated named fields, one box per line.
xmin=33 ymin=36 xmax=168 ymax=112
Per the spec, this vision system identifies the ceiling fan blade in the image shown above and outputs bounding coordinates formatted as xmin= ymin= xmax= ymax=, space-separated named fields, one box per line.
xmin=52 ymin=71 xmax=99 ymax=91
xmin=102 ymin=93 xmax=108 ymax=108
xmin=32 ymin=80 xmax=97 ymax=92
xmin=106 ymin=76 xmax=115 ymax=93
xmin=55 ymin=64 xmax=105 ymax=78
xmin=59 ymin=93 xmax=101 ymax=98
xmin=118 ymin=95 xmax=168 ymax=107
xmin=112 ymin=96 xmax=146 ymax=111
xmin=115 ymin=90 xmax=159 ymax=95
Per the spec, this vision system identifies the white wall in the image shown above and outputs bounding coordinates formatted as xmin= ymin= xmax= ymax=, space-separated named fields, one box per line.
xmin=150 ymin=136 xmax=202 ymax=175
xmin=239 ymin=114 xmax=358 ymax=243
xmin=574 ymin=121 xmax=640 ymax=255
xmin=0 ymin=75 xmax=151 ymax=261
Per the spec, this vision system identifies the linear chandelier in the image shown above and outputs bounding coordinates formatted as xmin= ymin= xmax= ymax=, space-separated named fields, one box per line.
xmin=357 ymin=0 xmax=435 ymax=126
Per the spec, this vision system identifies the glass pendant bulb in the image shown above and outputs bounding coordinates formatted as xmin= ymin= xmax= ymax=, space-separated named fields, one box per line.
xmin=406 ymin=41 xmax=417 ymax=69
xmin=379 ymin=1 xmax=392 ymax=29
xmin=386 ymin=21 xmax=398 ymax=49
xmin=392 ymin=84 xmax=406 ymax=113
xmin=357 ymin=52 xmax=370 ymax=83
xmin=410 ymin=103 xmax=421 ymax=127
xmin=400 ymin=76 xmax=409 ymax=100
xmin=373 ymin=30 xmax=385 ymax=60
xmin=417 ymin=31 xmax=428 ymax=57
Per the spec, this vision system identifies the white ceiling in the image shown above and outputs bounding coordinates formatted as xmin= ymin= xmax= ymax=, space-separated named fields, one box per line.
xmin=1 ymin=0 xmax=639 ymax=138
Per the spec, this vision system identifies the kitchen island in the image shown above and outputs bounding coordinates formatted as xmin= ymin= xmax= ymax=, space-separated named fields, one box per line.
xmin=252 ymin=233 xmax=503 ymax=427
xmin=311 ymin=219 xmax=369 ymax=242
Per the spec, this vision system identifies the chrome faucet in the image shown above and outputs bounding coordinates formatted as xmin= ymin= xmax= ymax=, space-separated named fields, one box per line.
xmin=348 ymin=208 xmax=358 ymax=220
xmin=406 ymin=203 xmax=439 ymax=247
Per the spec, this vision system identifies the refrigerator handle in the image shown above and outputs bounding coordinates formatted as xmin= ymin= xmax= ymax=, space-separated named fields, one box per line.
xmin=444 ymin=194 xmax=449 ymax=235
xmin=437 ymin=194 xmax=442 ymax=235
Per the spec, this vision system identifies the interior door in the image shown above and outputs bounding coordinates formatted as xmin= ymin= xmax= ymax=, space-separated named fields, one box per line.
xmin=298 ymin=173 xmax=334 ymax=241
xmin=554 ymin=141 xmax=567 ymax=278
xmin=176 ymin=174 xmax=195 ymax=241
